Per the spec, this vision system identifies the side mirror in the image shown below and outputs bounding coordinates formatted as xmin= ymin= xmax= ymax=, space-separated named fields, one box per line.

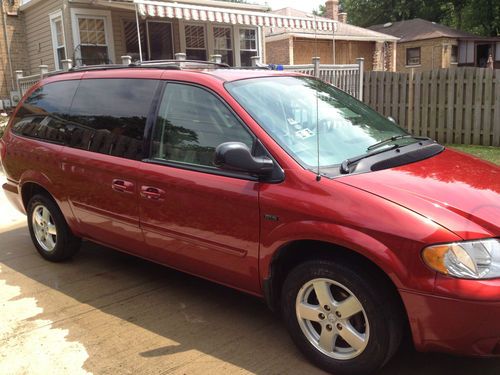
xmin=214 ymin=142 xmax=274 ymax=175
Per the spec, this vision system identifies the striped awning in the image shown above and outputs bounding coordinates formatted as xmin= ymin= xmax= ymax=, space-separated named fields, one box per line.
xmin=134 ymin=0 xmax=338 ymax=32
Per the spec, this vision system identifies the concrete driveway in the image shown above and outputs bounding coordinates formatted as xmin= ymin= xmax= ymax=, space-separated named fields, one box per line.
xmin=1 ymin=177 xmax=499 ymax=375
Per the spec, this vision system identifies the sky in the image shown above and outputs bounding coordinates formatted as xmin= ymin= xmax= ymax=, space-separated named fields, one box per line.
xmin=256 ymin=0 xmax=325 ymax=13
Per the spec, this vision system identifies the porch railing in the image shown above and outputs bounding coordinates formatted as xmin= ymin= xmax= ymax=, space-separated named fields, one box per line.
xmin=276 ymin=57 xmax=365 ymax=100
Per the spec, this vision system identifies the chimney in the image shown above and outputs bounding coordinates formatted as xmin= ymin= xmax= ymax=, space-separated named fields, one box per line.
xmin=324 ymin=0 xmax=339 ymax=21
xmin=338 ymin=12 xmax=348 ymax=23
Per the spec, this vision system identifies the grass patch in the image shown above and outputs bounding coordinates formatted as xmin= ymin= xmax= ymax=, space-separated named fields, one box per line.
xmin=447 ymin=144 xmax=500 ymax=165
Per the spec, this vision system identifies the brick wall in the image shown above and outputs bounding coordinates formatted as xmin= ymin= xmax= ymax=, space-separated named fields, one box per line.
xmin=292 ymin=38 xmax=374 ymax=71
xmin=0 ymin=0 xmax=29 ymax=100
xmin=265 ymin=38 xmax=291 ymax=65
xmin=396 ymin=37 xmax=458 ymax=72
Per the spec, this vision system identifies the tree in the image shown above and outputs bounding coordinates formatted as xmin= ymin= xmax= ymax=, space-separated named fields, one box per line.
xmin=337 ymin=0 xmax=499 ymax=36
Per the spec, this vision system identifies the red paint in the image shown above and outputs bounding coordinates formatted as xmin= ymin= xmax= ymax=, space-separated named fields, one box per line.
xmin=1 ymin=68 xmax=499 ymax=358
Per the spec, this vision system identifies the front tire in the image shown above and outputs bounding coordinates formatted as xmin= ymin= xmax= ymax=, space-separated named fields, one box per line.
xmin=27 ymin=194 xmax=81 ymax=262
xmin=281 ymin=259 xmax=403 ymax=375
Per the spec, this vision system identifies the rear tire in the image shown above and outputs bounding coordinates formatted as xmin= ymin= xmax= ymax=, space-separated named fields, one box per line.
xmin=27 ymin=194 xmax=81 ymax=262
xmin=281 ymin=259 xmax=403 ymax=375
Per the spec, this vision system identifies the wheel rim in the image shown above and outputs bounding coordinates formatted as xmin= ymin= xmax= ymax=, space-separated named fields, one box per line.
xmin=295 ymin=278 xmax=369 ymax=360
xmin=32 ymin=204 xmax=57 ymax=252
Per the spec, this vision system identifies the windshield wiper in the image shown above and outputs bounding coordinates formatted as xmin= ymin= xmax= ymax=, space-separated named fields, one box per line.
xmin=340 ymin=144 xmax=399 ymax=174
xmin=367 ymin=135 xmax=430 ymax=151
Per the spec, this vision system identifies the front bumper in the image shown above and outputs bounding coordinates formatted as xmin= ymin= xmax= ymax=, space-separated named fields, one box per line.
xmin=401 ymin=287 xmax=500 ymax=357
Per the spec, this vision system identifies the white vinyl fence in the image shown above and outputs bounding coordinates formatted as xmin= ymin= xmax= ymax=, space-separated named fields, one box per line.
xmin=279 ymin=57 xmax=365 ymax=100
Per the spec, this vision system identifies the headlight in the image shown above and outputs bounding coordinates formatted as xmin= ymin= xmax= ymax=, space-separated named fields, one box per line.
xmin=422 ymin=239 xmax=500 ymax=279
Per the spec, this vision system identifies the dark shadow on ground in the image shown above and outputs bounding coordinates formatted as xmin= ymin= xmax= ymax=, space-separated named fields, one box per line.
xmin=1 ymin=226 xmax=499 ymax=375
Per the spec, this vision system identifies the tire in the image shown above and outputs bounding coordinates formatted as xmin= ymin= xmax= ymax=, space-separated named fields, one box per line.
xmin=281 ymin=259 xmax=403 ymax=375
xmin=27 ymin=194 xmax=81 ymax=262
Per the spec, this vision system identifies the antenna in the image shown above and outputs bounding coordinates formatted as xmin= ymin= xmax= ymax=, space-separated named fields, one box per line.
xmin=314 ymin=14 xmax=321 ymax=182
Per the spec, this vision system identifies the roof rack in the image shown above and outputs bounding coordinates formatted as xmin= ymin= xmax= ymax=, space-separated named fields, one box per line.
xmin=47 ymin=59 xmax=266 ymax=77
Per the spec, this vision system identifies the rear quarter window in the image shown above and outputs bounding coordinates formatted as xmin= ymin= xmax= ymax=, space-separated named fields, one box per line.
xmin=11 ymin=80 xmax=79 ymax=143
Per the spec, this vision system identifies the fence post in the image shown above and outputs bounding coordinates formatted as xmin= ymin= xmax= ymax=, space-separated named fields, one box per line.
xmin=121 ymin=55 xmax=132 ymax=65
xmin=356 ymin=58 xmax=364 ymax=101
xmin=175 ymin=53 xmax=186 ymax=61
xmin=210 ymin=54 xmax=222 ymax=64
xmin=39 ymin=65 xmax=49 ymax=78
xmin=251 ymin=56 xmax=260 ymax=67
xmin=407 ymin=68 xmax=415 ymax=133
xmin=15 ymin=70 xmax=23 ymax=92
xmin=312 ymin=57 xmax=320 ymax=78
xmin=61 ymin=59 xmax=73 ymax=71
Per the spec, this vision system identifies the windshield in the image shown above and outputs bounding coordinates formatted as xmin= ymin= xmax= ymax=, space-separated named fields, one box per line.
xmin=226 ymin=76 xmax=411 ymax=169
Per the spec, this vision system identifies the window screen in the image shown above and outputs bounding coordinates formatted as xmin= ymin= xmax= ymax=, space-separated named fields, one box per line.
xmin=152 ymin=83 xmax=253 ymax=167
xmin=68 ymin=78 xmax=159 ymax=160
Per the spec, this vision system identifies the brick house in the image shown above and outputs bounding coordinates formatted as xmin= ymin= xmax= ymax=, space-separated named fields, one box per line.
xmin=0 ymin=0 xmax=29 ymax=107
xmin=369 ymin=18 xmax=500 ymax=72
xmin=265 ymin=0 xmax=399 ymax=71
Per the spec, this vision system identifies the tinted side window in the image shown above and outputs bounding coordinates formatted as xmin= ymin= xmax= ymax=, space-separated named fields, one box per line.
xmin=152 ymin=83 xmax=253 ymax=167
xmin=68 ymin=78 xmax=159 ymax=160
xmin=11 ymin=80 xmax=79 ymax=143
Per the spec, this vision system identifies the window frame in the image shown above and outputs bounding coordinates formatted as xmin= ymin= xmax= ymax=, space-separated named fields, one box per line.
xmin=179 ymin=21 xmax=260 ymax=66
xmin=144 ymin=81 xmax=282 ymax=182
xmin=450 ymin=45 xmax=459 ymax=64
xmin=70 ymin=8 xmax=115 ymax=66
xmin=146 ymin=20 xmax=175 ymax=61
xmin=238 ymin=27 xmax=259 ymax=67
xmin=183 ymin=23 xmax=208 ymax=61
xmin=49 ymin=10 xmax=67 ymax=71
xmin=406 ymin=47 xmax=421 ymax=66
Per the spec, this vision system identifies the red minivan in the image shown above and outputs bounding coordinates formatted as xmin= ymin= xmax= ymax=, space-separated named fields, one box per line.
xmin=1 ymin=62 xmax=499 ymax=375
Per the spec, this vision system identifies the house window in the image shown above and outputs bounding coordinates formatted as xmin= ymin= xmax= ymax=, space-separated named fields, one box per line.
xmin=451 ymin=45 xmax=458 ymax=63
xmin=213 ymin=26 xmax=233 ymax=66
xmin=185 ymin=24 xmax=207 ymax=61
xmin=406 ymin=47 xmax=421 ymax=66
xmin=50 ymin=11 xmax=66 ymax=70
xmin=239 ymin=28 xmax=258 ymax=66
xmin=77 ymin=17 xmax=109 ymax=65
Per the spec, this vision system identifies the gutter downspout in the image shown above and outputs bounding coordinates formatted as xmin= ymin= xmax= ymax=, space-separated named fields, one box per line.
xmin=1 ymin=0 xmax=16 ymax=92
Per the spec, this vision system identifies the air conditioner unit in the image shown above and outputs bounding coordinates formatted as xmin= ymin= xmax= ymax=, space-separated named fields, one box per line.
xmin=3 ymin=99 xmax=12 ymax=109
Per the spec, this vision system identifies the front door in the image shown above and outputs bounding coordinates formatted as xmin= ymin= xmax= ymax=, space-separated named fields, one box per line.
xmin=139 ymin=82 xmax=261 ymax=292
xmin=147 ymin=21 xmax=174 ymax=60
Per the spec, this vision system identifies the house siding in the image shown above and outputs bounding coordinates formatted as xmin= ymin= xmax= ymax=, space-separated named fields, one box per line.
xmin=396 ymin=37 xmax=458 ymax=72
xmin=0 ymin=0 xmax=29 ymax=99
xmin=23 ymin=0 xmax=65 ymax=74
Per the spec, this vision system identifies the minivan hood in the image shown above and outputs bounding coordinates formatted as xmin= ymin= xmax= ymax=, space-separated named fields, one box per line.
xmin=338 ymin=148 xmax=500 ymax=239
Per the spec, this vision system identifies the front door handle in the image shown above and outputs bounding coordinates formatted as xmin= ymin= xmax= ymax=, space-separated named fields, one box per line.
xmin=140 ymin=186 xmax=165 ymax=200
xmin=112 ymin=179 xmax=135 ymax=193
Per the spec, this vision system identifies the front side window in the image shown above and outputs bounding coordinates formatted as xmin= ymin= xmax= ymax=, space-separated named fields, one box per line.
xmin=50 ymin=14 xmax=66 ymax=70
xmin=77 ymin=17 xmax=109 ymax=65
xmin=152 ymin=83 xmax=253 ymax=167
xmin=68 ymin=79 xmax=159 ymax=159
xmin=406 ymin=47 xmax=421 ymax=66
xmin=239 ymin=28 xmax=257 ymax=66
xmin=185 ymin=24 xmax=207 ymax=61
xmin=226 ymin=77 xmax=409 ymax=169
